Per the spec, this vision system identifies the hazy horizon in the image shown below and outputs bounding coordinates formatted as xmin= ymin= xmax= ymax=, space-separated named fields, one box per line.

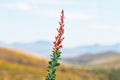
xmin=0 ymin=0 xmax=120 ymax=48
xmin=0 ymin=40 xmax=120 ymax=49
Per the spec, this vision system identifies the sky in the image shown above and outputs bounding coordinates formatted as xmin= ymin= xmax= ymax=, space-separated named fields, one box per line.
xmin=0 ymin=0 xmax=120 ymax=48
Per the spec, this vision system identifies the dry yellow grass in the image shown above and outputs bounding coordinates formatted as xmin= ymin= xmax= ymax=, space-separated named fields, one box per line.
xmin=0 ymin=46 xmax=120 ymax=80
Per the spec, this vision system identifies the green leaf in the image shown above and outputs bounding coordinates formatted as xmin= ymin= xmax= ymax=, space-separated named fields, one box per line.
xmin=48 ymin=66 xmax=52 ymax=69
xmin=52 ymin=69 xmax=56 ymax=74
xmin=55 ymin=63 xmax=60 ymax=66
xmin=56 ymin=51 xmax=61 ymax=54
xmin=57 ymin=54 xmax=61 ymax=58
xmin=49 ymin=61 xmax=52 ymax=65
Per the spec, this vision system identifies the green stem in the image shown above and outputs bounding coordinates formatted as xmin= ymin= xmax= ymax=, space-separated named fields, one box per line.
xmin=46 ymin=51 xmax=61 ymax=80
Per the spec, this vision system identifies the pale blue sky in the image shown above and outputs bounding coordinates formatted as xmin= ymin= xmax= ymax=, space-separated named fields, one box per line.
xmin=0 ymin=0 xmax=120 ymax=48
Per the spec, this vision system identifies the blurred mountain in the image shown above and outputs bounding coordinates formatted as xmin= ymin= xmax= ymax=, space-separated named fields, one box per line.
xmin=0 ymin=41 xmax=8 ymax=46
xmin=0 ymin=40 xmax=120 ymax=58
xmin=64 ymin=51 xmax=120 ymax=68
xmin=11 ymin=41 xmax=52 ymax=57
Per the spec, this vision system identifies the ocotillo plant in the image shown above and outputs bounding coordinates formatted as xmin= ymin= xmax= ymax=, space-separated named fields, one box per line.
xmin=45 ymin=9 xmax=65 ymax=80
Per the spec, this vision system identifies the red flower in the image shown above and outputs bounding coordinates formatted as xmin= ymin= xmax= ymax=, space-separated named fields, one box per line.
xmin=53 ymin=9 xmax=65 ymax=51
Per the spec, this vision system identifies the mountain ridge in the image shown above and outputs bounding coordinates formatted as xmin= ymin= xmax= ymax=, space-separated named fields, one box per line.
xmin=64 ymin=51 xmax=120 ymax=68
xmin=0 ymin=40 xmax=120 ymax=58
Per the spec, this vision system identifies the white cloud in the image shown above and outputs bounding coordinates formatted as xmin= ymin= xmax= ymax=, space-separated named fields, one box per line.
xmin=78 ymin=2 xmax=96 ymax=7
xmin=65 ymin=11 xmax=94 ymax=20
xmin=27 ymin=0 xmax=70 ymax=5
xmin=1 ymin=3 xmax=31 ymax=11
xmin=15 ymin=3 xmax=30 ymax=11
xmin=1 ymin=1 xmax=95 ymax=20
xmin=29 ymin=9 xmax=94 ymax=20
xmin=91 ymin=24 xmax=111 ymax=29
xmin=91 ymin=24 xmax=120 ymax=30
xmin=24 ymin=0 xmax=96 ymax=7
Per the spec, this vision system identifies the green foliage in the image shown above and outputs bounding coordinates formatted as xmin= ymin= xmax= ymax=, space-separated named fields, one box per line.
xmin=46 ymin=51 xmax=61 ymax=80
xmin=109 ymin=69 xmax=120 ymax=80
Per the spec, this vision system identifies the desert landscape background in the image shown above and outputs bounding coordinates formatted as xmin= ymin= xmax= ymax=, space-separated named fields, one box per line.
xmin=0 ymin=41 xmax=120 ymax=80
xmin=0 ymin=0 xmax=120 ymax=80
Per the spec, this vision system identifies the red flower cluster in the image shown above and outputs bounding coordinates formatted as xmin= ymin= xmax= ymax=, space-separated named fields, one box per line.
xmin=53 ymin=9 xmax=65 ymax=51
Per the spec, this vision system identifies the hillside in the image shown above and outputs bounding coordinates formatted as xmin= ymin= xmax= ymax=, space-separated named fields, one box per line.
xmin=64 ymin=51 xmax=120 ymax=68
xmin=0 ymin=46 xmax=48 ymax=68
xmin=0 ymin=46 xmax=120 ymax=80
xmin=1 ymin=41 xmax=120 ymax=58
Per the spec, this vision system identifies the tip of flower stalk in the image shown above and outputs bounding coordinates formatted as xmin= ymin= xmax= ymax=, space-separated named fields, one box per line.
xmin=53 ymin=9 xmax=65 ymax=51
xmin=61 ymin=9 xmax=64 ymax=14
